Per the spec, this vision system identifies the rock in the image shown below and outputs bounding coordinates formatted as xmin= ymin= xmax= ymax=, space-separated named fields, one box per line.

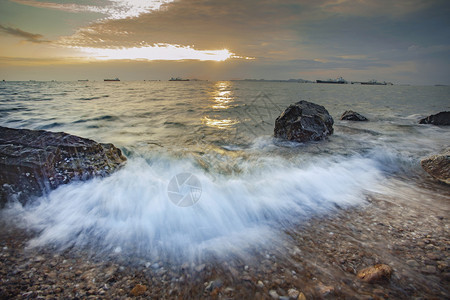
xmin=0 ymin=126 xmax=126 ymax=207
xmin=269 ymin=289 xmax=280 ymax=299
xmin=357 ymin=264 xmax=392 ymax=283
xmin=195 ymin=263 xmax=205 ymax=272
xmin=205 ymin=280 xmax=222 ymax=292
xmin=340 ymin=110 xmax=368 ymax=121
xmin=129 ymin=284 xmax=147 ymax=296
xmin=421 ymin=149 xmax=450 ymax=184
xmin=316 ymin=283 xmax=334 ymax=296
xmin=287 ymin=288 xmax=299 ymax=298
xmin=421 ymin=265 xmax=437 ymax=274
xmin=406 ymin=260 xmax=420 ymax=267
xmin=419 ymin=111 xmax=450 ymax=125
xmin=274 ymin=100 xmax=334 ymax=142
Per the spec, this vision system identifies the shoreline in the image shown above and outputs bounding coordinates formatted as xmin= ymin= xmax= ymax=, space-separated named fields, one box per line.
xmin=1 ymin=177 xmax=448 ymax=299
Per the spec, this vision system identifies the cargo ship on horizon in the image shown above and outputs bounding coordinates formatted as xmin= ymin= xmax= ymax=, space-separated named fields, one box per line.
xmin=316 ymin=77 xmax=347 ymax=84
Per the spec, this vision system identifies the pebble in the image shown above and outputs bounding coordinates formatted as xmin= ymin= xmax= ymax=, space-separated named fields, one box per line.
xmin=195 ymin=264 xmax=206 ymax=272
xmin=298 ymin=292 xmax=306 ymax=300
xmin=269 ymin=289 xmax=280 ymax=299
xmin=357 ymin=264 xmax=392 ymax=283
xmin=406 ymin=260 xmax=420 ymax=267
xmin=421 ymin=265 xmax=437 ymax=274
xmin=287 ymin=288 xmax=299 ymax=298
xmin=130 ymin=284 xmax=147 ymax=297
xmin=205 ymin=280 xmax=222 ymax=292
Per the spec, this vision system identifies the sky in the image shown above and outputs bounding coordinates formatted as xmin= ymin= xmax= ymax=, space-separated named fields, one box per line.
xmin=0 ymin=0 xmax=449 ymax=84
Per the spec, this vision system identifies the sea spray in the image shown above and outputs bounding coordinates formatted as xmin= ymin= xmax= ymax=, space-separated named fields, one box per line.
xmin=4 ymin=153 xmax=385 ymax=261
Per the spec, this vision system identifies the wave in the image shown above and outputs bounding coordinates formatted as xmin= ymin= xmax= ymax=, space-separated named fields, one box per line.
xmin=76 ymin=95 xmax=110 ymax=101
xmin=4 ymin=153 xmax=384 ymax=261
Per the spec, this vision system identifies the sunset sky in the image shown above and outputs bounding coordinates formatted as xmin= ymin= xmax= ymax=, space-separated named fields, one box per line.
xmin=0 ymin=0 xmax=449 ymax=84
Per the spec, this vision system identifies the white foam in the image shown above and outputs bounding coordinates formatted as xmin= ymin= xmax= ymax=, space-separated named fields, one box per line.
xmin=5 ymin=154 xmax=383 ymax=260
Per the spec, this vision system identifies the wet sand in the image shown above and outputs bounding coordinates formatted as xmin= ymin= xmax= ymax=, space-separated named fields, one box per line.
xmin=1 ymin=177 xmax=449 ymax=299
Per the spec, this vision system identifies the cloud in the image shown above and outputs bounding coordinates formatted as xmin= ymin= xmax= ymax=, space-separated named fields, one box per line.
xmin=318 ymin=0 xmax=432 ymax=17
xmin=9 ymin=0 xmax=176 ymax=19
xmin=2 ymin=0 xmax=449 ymax=83
xmin=0 ymin=24 xmax=49 ymax=43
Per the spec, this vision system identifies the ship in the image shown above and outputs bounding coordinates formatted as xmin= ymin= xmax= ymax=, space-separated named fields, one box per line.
xmin=360 ymin=80 xmax=389 ymax=85
xmin=169 ymin=77 xmax=189 ymax=81
xmin=351 ymin=80 xmax=392 ymax=85
xmin=104 ymin=78 xmax=120 ymax=81
xmin=316 ymin=77 xmax=347 ymax=84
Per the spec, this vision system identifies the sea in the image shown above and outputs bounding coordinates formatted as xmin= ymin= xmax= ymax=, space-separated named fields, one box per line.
xmin=0 ymin=80 xmax=449 ymax=262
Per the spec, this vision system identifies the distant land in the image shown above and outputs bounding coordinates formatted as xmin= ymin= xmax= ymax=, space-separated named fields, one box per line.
xmin=232 ymin=78 xmax=313 ymax=83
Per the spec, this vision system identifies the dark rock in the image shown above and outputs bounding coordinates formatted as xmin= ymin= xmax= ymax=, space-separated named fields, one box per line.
xmin=421 ymin=149 xmax=449 ymax=184
xmin=357 ymin=264 xmax=392 ymax=283
xmin=419 ymin=111 xmax=450 ymax=125
xmin=274 ymin=100 xmax=334 ymax=142
xmin=340 ymin=110 xmax=368 ymax=121
xmin=0 ymin=126 xmax=126 ymax=207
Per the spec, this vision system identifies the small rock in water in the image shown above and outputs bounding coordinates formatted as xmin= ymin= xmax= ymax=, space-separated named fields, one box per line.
xmin=129 ymin=284 xmax=147 ymax=296
xmin=151 ymin=263 xmax=160 ymax=269
xmin=274 ymin=100 xmax=334 ymax=142
xmin=357 ymin=264 xmax=392 ymax=283
xmin=419 ymin=111 xmax=450 ymax=125
xmin=205 ymin=280 xmax=222 ymax=292
xmin=195 ymin=263 xmax=206 ymax=272
xmin=340 ymin=110 xmax=368 ymax=121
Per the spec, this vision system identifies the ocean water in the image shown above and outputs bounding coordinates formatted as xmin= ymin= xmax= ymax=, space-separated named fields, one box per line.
xmin=0 ymin=80 xmax=449 ymax=261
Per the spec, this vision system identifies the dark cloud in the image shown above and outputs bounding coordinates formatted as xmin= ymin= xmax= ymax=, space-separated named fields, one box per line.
xmin=0 ymin=24 xmax=49 ymax=43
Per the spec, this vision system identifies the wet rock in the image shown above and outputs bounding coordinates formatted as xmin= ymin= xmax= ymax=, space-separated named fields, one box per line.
xmin=205 ymin=280 xmax=222 ymax=292
xmin=269 ymin=289 xmax=280 ymax=299
xmin=274 ymin=100 xmax=334 ymax=142
xmin=421 ymin=149 xmax=450 ymax=184
xmin=419 ymin=111 xmax=450 ymax=125
xmin=287 ymin=288 xmax=299 ymax=298
xmin=357 ymin=264 xmax=392 ymax=283
xmin=340 ymin=110 xmax=368 ymax=121
xmin=130 ymin=284 xmax=147 ymax=296
xmin=421 ymin=265 xmax=437 ymax=274
xmin=406 ymin=260 xmax=420 ymax=267
xmin=316 ymin=282 xmax=334 ymax=297
xmin=0 ymin=126 xmax=126 ymax=207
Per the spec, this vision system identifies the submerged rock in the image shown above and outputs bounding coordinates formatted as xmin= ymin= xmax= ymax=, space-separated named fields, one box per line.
xmin=0 ymin=126 xmax=126 ymax=207
xmin=274 ymin=100 xmax=334 ymax=142
xmin=419 ymin=111 xmax=450 ymax=125
xmin=421 ymin=149 xmax=450 ymax=184
xmin=357 ymin=264 xmax=392 ymax=283
xmin=340 ymin=110 xmax=368 ymax=121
